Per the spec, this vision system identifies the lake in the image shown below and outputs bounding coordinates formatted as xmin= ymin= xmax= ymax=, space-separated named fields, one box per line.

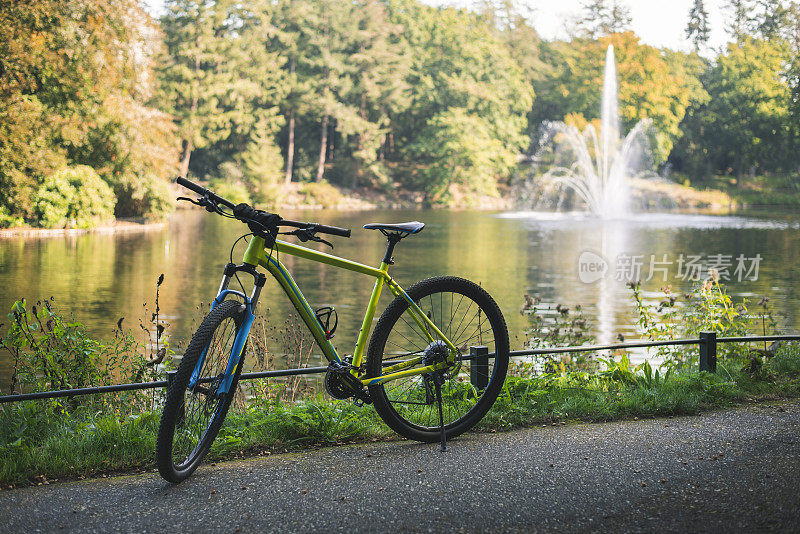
xmin=2 ymin=207 xmax=799 ymax=386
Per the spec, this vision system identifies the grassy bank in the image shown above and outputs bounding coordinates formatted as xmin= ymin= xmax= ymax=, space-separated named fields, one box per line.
xmin=732 ymin=190 xmax=800 ymax=209
xmin=2 ymin=343 xmax=799 ymax=487
xmin=712 ymin=173 xmax=800 ymax=209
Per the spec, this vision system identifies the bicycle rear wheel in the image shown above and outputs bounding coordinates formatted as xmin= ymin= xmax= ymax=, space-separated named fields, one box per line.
xmin=366 ymin=276 xmax=509 ymax=442
xmin=156 ymin=299 xmax=245 ymax=483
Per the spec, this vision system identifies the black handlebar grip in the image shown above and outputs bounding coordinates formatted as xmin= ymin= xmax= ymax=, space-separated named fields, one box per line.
xmin=175 ymin=177 xmax=236 ymax=209
xmin=316 ymin=224 xmax=351 ymax=238
xmin=175 ymin=177 xmax=207 ymax=196
xmin=281 ymin=219 xmax=351 ymax=238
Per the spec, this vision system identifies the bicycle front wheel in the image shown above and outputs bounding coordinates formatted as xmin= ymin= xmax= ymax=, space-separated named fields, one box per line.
xmin=156 ymin=299 xmax=246 ymax=483
xmin=366 ymin=276 xmax=509 ymax=442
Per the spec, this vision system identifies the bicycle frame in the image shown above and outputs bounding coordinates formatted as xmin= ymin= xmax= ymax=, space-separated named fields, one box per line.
xmin=192 ymin=234 xmax=458 ymax=396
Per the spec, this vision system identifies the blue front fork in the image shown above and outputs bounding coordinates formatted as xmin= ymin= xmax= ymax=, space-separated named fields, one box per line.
xmin=188 ymin=264 xmax=265 ymax=396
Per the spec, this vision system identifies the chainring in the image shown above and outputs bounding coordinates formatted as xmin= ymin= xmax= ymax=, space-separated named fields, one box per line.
xmin=324 ymin=363 xmax=364 ymax=400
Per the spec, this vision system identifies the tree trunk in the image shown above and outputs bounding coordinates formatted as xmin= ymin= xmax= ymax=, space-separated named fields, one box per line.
xmin=284 ymin=56 xmax=296 ymax=185
xmin=353 ymin=134 xmax=361 ymax=189
xmin=379 ymin=133 xmax=386 ymax=162
xmin=179 ymin=138 xmax=193 ymax=178
xmin=327 ymin=118 xmax=335 ymax=162
xmin=285 ymin=109 xmax=295 ymax=185
xmin=736 ymin=155 xmax=745 ymax=189
xmin=353 ymin=95 xmax=368 ymax=189
xmin=316 ymin=114 xmax=329 ymax=182
xmin=180 ymin=55 xmax=200 ymax=179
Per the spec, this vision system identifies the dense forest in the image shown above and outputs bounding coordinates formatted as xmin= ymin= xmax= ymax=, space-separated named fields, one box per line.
xmin=1 ymin=0 xmax=799 ymax=227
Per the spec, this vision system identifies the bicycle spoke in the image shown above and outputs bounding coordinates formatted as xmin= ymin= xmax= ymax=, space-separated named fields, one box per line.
xmin=379 ymin=288 xmax=499 ymax=431
xmin=171 ymin=316 xmax=237 ymax=468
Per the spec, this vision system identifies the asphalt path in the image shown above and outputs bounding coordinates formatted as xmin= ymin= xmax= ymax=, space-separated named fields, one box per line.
xmin=1 ymin=400 xmax=799 ymax=533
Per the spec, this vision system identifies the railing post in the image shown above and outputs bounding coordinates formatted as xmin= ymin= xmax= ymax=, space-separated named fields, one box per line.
xmin=166 ymin=370 xmax=177 ymax=390
xmin=470 ymin=346 xmax=489 ymax=390
xmin=699 ymin=332 xmax=717 ymax=373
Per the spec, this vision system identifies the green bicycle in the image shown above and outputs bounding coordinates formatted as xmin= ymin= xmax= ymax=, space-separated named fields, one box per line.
xmin=156 ymin=178 xmax=510 ymax=483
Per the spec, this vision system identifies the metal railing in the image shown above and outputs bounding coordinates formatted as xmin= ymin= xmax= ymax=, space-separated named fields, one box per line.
xmin=1 ymin=333 xmax=799 ymax=404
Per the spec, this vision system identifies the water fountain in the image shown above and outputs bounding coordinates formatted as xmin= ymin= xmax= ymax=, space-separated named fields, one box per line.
xmin=501 ymin=45 xmax=787 ymax=348
xmin=531 ymin=45 xmax=657 ymax=218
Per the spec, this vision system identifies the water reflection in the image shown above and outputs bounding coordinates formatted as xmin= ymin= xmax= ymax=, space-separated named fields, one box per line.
xmin=1 ymin=208 xmax=799 ymax=386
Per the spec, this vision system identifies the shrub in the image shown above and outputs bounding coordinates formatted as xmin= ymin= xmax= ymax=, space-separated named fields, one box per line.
xmin=0 ymin=299 xmax=141 ymax=410
xmin=113 ymin=174 xmax=174 ymax=220
xmin=239 ymin=127 xmax=284 ymax=194
xmin=519 ymin=296 xmax=596 ymax=374
xmin=33 ymin=166 xmax=115 ymax=229
xmin=629 ymin=277 xmax=776 ymax=367
xmin=0 ymin=205 xmax=24 ymax=228
xmin=298 ymin=181 xmax=343 ymax=208
xmin=252 ymin=184 xmax=286 ymax=209
xmin=209 ymin=179 xmax=252 ymax=205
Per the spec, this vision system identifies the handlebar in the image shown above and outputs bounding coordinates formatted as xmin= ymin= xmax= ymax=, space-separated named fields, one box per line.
xmin=176 ymin=177 xmax=236 ymax=210
xmin=281 ymin=220 xmax=351 ymax=238
xmin=175 ymin=177 xmax=351 ymax=239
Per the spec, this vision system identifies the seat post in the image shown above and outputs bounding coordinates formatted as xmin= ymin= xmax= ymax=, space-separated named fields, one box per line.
xmin=382 ymin=233 xmax=403 ymax=265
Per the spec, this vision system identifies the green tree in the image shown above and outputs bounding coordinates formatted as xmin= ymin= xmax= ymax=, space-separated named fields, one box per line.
xmin=754 ymin=0 xmax=791 ymax=40
xmin=34 ymin=166 xmax=116 ymax=229
xmin=786 ymin=3 xmax=800 ymax=150
xmin=160 ymin=0 xmax=237 ymax=178
xmin=409 ymin=109 xmax=518 ymax=201
xmin=343 ymin=0 xmax=411 ymax=188
xmin=531 ymin=33 xmax=703 ymax=163
xmin=726 ymin=0 xmax=754 ymax=42
xmin=225 ymin=1 xmax=286 ymax=194
xmin=272 ymin=0 xmax=313 ymax=185
xmin=479 ymin=1 xmax=548 ymax=84
xmin=695 ymin=38 xmax=792 ymax=183
xmin=239 ymin=117 xmax=285 ymax=203
xmin=292 ymin=0 xmax=358 ymax=182
xmin=577 ymin=0 xmax=632 ymax=38
xmin=0 ymin=0 xmax=176 ymax=225
xmin=686 ymin=0 xmax=711 ymax=51
xmin=389 ymin=3 xmax=533 ymax=202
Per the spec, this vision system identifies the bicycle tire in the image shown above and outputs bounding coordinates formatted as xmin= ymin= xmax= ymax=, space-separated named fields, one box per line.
xmin=156 ymin=299 xmax=246 ymax=483
xmin=366 ymin=276 xmax=509 ymax=443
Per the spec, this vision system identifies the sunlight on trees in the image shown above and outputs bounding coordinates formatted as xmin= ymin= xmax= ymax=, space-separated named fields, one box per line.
xmin=0 ymin=0 xmax=799 ymax=223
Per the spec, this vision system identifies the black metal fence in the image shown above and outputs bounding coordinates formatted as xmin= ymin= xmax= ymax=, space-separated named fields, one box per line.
xmin=1 ymin=332 xmax=799 ymax=404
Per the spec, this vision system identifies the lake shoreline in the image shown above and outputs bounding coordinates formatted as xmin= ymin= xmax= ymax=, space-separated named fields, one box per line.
xmin=0 ymin=219 xmax=167 ymax=240
xmin=0 ymin=180 xmax=750 ymax=239
xmin=0 ymin=186 xmax=512 ymax=239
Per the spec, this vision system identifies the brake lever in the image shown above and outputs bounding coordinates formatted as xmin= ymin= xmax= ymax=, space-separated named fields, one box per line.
xmin=177 ymin=196 xmax=203 ymax=206
xmin=289 ymin=228 xmax=334 ymax=249
xmin=177 ymin=195 xmax=217 ymax=212
xmin=310 ymin=235 xmax=334 ymax=249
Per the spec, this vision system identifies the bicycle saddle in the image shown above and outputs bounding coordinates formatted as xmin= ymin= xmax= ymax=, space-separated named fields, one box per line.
xmin=362 ymin=221 xmax=425 ymax=235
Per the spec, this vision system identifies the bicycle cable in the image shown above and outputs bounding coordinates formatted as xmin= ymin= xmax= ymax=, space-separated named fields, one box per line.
xmin=229 ymin=232 xmax=253 ymax=297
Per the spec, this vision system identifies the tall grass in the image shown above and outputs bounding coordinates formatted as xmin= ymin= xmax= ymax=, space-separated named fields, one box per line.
xmin=1 ymin=343 xmax=799 ymax=486
xmin=1 ymin=277 xmax=799 ymax=486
